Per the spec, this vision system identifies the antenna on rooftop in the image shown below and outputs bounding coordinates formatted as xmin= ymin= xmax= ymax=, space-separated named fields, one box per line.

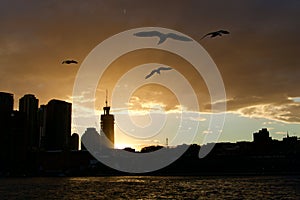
xmin=105 ymin=89 xmax=108 ymax=107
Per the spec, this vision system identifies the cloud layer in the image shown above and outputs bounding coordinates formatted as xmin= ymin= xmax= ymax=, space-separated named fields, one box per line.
xmin=1 ymin=0 xmax=299 ymax=125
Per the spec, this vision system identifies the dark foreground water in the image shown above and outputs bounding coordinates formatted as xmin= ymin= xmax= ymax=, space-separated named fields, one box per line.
xmin=0 ymin=176 xmax=299 ymax=199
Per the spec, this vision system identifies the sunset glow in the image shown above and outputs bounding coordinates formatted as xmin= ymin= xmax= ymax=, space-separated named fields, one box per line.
xmin=1 ymin=1 xmax=299 ymax=149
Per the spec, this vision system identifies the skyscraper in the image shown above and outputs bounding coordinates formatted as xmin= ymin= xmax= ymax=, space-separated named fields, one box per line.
xmin=0 ymin=92 xmax=14 ymax=164
xmin=81 ymin=127 xmax=101 ymax=151
xmin=100 ymin=94 xmax=115 ymax=149
xmin=38 ymin=105 xmax=47 ymax=150
xmin=19 ymin=94 xmax=39 ymax=150
xmin=9 ymin=110 xmax=27 ymax=167
xmin=0 ymin=92 xmax=13 ymax=112
xmin=45 ymin=99 xmax=71 ymax=151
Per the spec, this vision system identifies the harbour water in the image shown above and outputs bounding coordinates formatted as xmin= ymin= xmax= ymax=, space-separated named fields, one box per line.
xmin=0 ymin=176 xmax=299 ymax=199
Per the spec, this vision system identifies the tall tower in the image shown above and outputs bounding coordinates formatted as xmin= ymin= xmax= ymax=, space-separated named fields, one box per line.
xmin=19 ymin=94 xmax=39 ymax=150
xmin=100 ymin=91 xmax=115 ymax=148
xmin=45 ymin=99 xmax=72 ymax=150
xmin=0 ymin=92 xmax=14 ymax=162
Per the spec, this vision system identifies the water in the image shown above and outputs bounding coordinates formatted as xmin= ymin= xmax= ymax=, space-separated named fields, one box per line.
xmin=0 ymin=176 xmax=299 ymax=199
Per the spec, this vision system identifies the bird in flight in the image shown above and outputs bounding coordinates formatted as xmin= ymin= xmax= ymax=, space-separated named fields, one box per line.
xmin=145 ymin=66 xmax=173 ymax=79
xmin=134 ymin=31 xmax=193 ymax=45
xmin=200 ymin=30 xmax=230 ymax=40
xmin=62 ymin=60 xmax=78 ymax=64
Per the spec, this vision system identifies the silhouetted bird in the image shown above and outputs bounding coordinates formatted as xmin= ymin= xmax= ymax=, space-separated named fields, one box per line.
xmin=62 ymin=60 xmax=78 ymax=64
xmin=134 ymin=31 xmax=193 ymax=45
xmin=201 ymin=30 xmax=230 ymax=40
xmin=145 ymin=67 xmax=173 ymax=79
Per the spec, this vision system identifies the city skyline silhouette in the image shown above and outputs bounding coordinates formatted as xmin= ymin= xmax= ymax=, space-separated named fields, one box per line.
xmin=1 ymin=1 xmax=300 ymax=199
xmin=1 ymin=0 xmax=299 ymax=147
xmin=1 ymin=90 xmax=299 ymax=150
xmin=0 ymin=90 xmax=299 ymax=176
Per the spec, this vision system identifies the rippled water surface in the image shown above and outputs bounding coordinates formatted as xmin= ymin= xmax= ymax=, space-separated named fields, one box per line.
xmin=0 ymin=176 xmax=299 ymax=199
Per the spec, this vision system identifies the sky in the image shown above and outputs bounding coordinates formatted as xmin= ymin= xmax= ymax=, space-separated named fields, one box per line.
xmin=0 ymin=0 xmax=299 ymax=149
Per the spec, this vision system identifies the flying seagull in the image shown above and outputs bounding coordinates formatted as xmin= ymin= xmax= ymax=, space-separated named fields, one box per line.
xmin=145 ymin=67 xmax=173 ymax=79
xmin=200 ymin=30 xmax=230 ymax=40
xmin=62 ymin=60 xmax=78 ymax=64
xmin=134 ymin=31 xmax=193 ymax=45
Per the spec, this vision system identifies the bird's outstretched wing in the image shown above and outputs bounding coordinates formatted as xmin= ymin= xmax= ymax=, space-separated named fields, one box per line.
xmin=219 ymin=30 xmax=230 ymax=34
xmin=201 ymin=31 xmax=222 ymax=39
xmin=145 ymin=70 xmax=156 ymax=79
xmin=62 ymin=60 xmax=78 ymax=64
xmin=200 ymin=33 xmax=213 ymax=40
xmin=134 ymin=31 xmax=192 ymax=45
xmin=134 ymin=31 xmax=162 ymax=38
xmin=158 ymin=67 xmax=173 ymax=71
xmin=134 ymin=31 xmax=166 ymax=45
xmin=70 ymin=60 xmax=78 ymax=64
xmin=167 ymin=33 xmax=193 ymax=42
xmin=201 ymin=30 xmax=230 ymax=40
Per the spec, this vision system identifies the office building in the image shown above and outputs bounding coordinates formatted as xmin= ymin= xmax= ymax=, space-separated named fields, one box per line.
xmin=81 ymin=127 xmax=101 ymax=151
xmin=253 ymin=128 xmax=272 ymax=144
xmin=9 ymin=111 xmax=27 ymax=165
xmin=45 ymin=99 xmax=71 ymax=150
xmin=38 ymin=105 xmax=47 ymax=149
xmin=0 ymin=92 xmax=13 ymax=112
xmin=0 ymin=92 xmax=14 ymax=163
xmin=19 ymin=94 xmax=39 ymax=150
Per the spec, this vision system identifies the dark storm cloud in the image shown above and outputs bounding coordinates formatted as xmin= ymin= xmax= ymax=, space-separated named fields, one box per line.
xmin=0 ymin=0 xmax=299 ymax=122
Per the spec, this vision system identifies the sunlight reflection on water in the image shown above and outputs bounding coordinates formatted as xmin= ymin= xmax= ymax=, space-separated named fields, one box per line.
xmin=0 ymin=176 xmax=299 ymax=199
